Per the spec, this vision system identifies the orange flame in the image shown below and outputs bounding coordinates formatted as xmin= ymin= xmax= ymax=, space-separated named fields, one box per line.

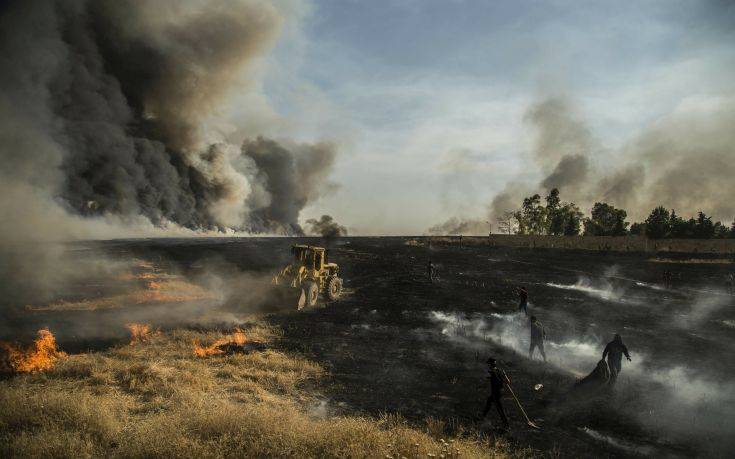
xmin=193 ymin=329 xmax=247 ymax=357
xmin=126 ymin=323 xmax=155 ymax=345
xmin=0 ymin=328 xmax=67 ymax=373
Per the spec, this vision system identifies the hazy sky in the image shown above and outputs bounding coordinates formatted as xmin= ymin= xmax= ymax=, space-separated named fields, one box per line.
xmin=245 ymin=0 xmax=734 ymax=235
xmin=260 ymin=1 xmax=734 ymax=233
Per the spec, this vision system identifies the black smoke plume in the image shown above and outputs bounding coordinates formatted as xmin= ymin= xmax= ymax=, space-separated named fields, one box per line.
xmin=0 ymin=0 xmax=336 ymax=237
xmin=244 ymin=138 xmax=338 ymax=235
xmin=305 ymin=215 xmax=348 ymax=240
xmin=525 ymin=97 xmax=593 ymax=196
xmin=0 ymin=1 xmax=338 ymax=312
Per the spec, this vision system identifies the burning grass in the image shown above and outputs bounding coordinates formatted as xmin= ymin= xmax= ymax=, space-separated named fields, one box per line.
xmin=0 ymin=328 xmax=67 ymax=374
xmin=126 ymin=323 xmax=158 ymax=345
xmin=193 ymin=328 xmax=265 ymax=357
xmin=0 ymin=323 xmax=518 ymax=458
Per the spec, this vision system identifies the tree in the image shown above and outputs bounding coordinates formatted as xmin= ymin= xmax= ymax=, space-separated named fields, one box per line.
xmin=545 ymin=188 xmax=561 ymax=224
xmin=644 ymin=206 xmax=671 ymax=239
xmin=670 ymin=210 xmax=695 ymax=238
xmin=545 ymin=188 xmax=564 ymax=235
xmin=561 ymin=203 xmax=583 ymax=235
xmin=713 ymin=221 xmax=729 ymax=238
xmin=516 ymin=194 xmax=546 ymax=235
xmin=629 ymin=222 xmax=646 ymax=235
xmin=583 ymin=202 xmax=629 ymax=236
xmin=693 ymin=211 xmax=715 ymax=239
xmin=731 ymin=220 xmax=735 ymax=239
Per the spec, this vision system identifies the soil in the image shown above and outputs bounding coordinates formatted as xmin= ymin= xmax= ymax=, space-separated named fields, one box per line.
xmin=3 ymin=237 xmax=734 ymax=457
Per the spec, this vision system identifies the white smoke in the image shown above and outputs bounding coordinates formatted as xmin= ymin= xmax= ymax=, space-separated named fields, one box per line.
xmin=428 ymin=309 xmax=735 ymax=452
xmin=579 ymin=428 xmax=657 ymax=456
xmin=546 ymin=280 xmax=631 ymax=304
xmin=673 ymin=294 xmax=731 ymax=328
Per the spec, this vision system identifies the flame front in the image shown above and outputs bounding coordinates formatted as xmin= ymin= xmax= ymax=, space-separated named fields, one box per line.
xmin=0 ymin=328 xmax=67 ymax=373
xmin=126 ymin=323 xmax=153 ymax=344
xmin=193 ymin=329 xmax=247 ymax=357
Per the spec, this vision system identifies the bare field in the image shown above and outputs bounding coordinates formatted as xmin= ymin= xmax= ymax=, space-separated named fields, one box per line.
xmin=2 ymin=237 xmax=734 ymax=458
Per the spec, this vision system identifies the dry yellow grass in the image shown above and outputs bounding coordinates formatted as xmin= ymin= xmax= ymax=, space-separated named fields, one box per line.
xmin=0 ymin=323 xmax=520 ymax=458
xmin=648 ymin=257 xmax=733 ymax=264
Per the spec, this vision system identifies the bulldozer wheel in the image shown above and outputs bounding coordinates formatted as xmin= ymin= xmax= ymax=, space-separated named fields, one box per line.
xmin=326 ymin=276 xmax=343 ymax=301
xmin=303 ymin=281 xmax=319 ymax=308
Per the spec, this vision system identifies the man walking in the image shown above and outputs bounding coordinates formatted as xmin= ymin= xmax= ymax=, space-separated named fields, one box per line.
xmin=529 ymin=316 xmax=547 ymax=362
xmin=479 ymin=357 xmax=509 ymax=430
xmin=602 ymin=334 xmax=631 ymax=386
xmin=427 ymin=260 xmax=436 ymax=283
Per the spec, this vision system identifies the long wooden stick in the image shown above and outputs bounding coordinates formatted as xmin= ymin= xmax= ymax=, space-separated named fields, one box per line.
xmin=503 ymin=375 xmax=540 ymax=429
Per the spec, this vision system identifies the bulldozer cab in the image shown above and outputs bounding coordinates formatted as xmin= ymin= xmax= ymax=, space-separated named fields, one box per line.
xmin=291 ymin=245 xmax=326 ymax=271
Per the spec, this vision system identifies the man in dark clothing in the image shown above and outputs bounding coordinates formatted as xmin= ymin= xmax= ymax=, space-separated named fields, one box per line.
xmin=602 ymin=334 xmax=631 ymax=386
xmin=480 ymin=357 xmax=509 ymax=429
xmin=427 ymin=260 xmax=436 ymax=283
xmin=529 ymin=316 xmax=547 ymax=362
xmin=517 ymin=286 xmax=528 ymax=316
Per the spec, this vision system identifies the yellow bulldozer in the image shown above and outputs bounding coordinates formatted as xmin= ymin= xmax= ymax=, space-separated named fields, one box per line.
xmin=272 ymin=245 xmax=343 ymax=309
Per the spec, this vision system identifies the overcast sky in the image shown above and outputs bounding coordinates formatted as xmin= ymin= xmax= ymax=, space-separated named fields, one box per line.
xmin=246 ymin=0 xmax=734 ymax=235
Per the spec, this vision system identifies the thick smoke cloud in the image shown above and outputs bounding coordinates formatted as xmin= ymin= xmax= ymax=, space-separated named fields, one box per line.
xmin=485 ymin=96 xmax=735 ymax=224
xmin=525 ymin=97 xmax=593 ymax=195
xmin=305 ymin=214 xmax=348 ymax=239
xmin=595 ymin=164 xmax=645 ymax=211
xmin=489 ymin=97 xmax=595 ymax=221
xmin=0 ymin=0 xmax=337 ymax=311
xmin=488 ymin=181 xmax=531 ymax=226
xmin=0 ymin=0 xmax=335 ymax=238
xmin=244 ymin=138 xmax=338 ymax=235
xmin=631 ymin=102 xmax=735 ymax=220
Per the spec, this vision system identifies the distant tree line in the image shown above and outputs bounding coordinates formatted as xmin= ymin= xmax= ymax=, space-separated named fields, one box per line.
xmin=633 ymin=207 xmax=734 ymax=239
xmin=499 ymin=188 xmax=735 ymax=239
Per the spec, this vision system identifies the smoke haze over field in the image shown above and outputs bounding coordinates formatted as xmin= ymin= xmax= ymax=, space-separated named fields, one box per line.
xmin=427 ymin=217 xmax=491 ymax=236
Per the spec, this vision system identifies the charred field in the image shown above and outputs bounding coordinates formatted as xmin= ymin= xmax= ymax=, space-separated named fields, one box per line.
xmin=1 ymin=237 xmax=734 ymax=458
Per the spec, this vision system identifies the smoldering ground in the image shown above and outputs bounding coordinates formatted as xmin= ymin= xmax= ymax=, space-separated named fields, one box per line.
xmin=428 ymin=272 xmax=735 ymax=456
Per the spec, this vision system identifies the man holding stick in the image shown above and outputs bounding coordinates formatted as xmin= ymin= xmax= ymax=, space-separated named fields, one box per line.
xmin=479 ymin=357 xmax=509 ymax=430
